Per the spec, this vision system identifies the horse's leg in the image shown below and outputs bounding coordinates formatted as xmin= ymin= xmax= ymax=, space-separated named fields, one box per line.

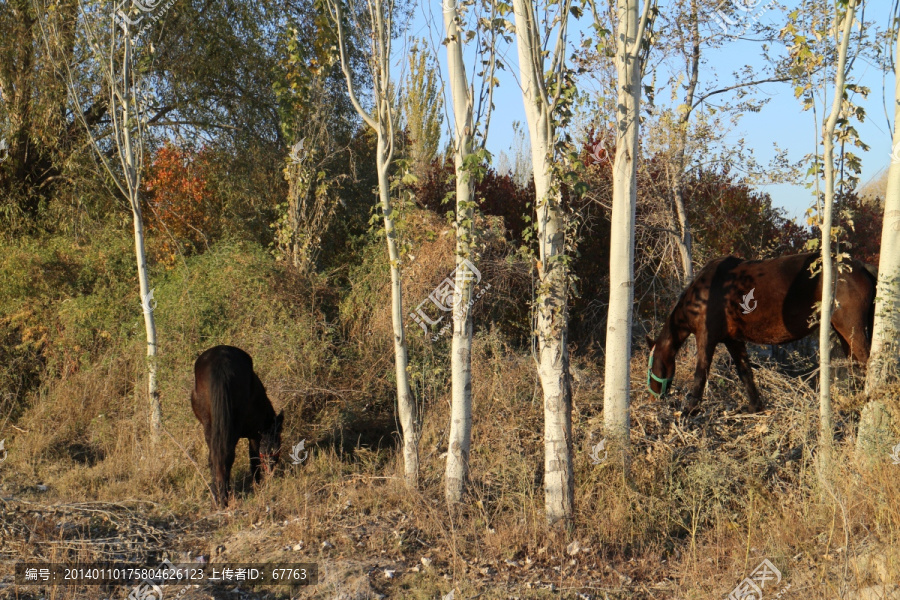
xmin=202 ymin=424 xmax=222 ymax=506
xmin=724 ymin=340 xmax=763 ymax=412
xmin=832 ymin=297 xmax=871 ymax=365
xmin=684 ymin=334 xmax=715 ymax=414
xmin=248 ymin=437 xmax=262 ymax=484
xmin=833 ymin=324 xmax=870 ymax=365
xmin=216 ymin=440 xmax=236 ymax=506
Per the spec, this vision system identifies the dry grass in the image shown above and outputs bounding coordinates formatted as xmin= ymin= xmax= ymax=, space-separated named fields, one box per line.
xmin=1 ymin=224 xmax=899 ymax=599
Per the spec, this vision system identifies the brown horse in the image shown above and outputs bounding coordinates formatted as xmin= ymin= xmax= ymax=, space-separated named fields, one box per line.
xmin=646 ymin=253 xmax=876 ymax=414
xmin=191 ymin=345 xmax=283 ymax=507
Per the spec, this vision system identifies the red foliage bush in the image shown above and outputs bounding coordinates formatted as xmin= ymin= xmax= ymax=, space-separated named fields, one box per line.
xmin=142 ymin=143 xmax=222 ymax=264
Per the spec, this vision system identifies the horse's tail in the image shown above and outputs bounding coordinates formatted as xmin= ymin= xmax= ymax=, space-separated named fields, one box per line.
xmin=209 ymin=363 xmax=232 ymax=469
xmin=862 ymin=261 xmax=878 ymax=342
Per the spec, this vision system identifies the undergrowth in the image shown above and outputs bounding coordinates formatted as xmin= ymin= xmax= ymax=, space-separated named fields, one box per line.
xmin=0 ymin=219 xmax=898 ymax=599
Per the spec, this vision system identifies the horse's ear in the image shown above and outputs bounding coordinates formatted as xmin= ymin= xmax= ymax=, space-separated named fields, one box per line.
xmin=275 ymin=411 xmax=284 ymax=432
xmin=645 ymin=335 xmax=655 ymax=350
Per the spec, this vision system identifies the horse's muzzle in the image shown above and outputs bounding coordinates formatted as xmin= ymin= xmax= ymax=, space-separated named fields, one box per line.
xmin=260 ymin=449 xmax=281 ymax=474
xmin=647 ymin=350 xmax=672 ymax=398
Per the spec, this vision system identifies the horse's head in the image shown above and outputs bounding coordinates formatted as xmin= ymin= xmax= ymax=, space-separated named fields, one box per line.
xmin=260 ymin=411 xmax=284 ymax=475
xmin=645 ymin=335 xmax=674 ymax=399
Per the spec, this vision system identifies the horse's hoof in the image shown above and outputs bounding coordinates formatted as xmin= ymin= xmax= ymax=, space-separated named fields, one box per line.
xmin=680 ymin=403 xmax=700 ymax=416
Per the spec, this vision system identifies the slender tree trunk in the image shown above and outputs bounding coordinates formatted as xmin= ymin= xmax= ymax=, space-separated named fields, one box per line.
xmin=133 ymin=201 xmax=161 ymax=439
xmin=864 ymin=27 xmax=900 ymax=395
xmin=671 ymin=164 xmax=693 ymax=282
xmin=604 ymin=0 xmax=645 ymax=454
xmin=378 ymin=133 xmax=419 ymax=487
xmin=119 ymin=27 xmax=160 ymax=442
xmin=818 ymin=0 xmax=856 ymax=466
xmin=670 ymin=0 xmax=699 ymax=283
xmin=443 ymin=4 xmax=476 ymax=503
xmin=512 ymin=0 xmax=574 ymax=526
xmin=327 ymin=0 xmax=418 ymax=486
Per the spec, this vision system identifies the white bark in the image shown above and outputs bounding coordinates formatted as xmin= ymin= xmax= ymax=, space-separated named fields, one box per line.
xmin=37 ymin=12 xmax=162 ymax=441
xmin=670 ymin=0 xmax=699 ymax=283
xmin=443 ymin=3 xmax=476 ymax=503
xmin=512 ymin=0 xmax=573 ymax=526
xmin=120 ymin=31 xmax=161 ymax=441
xmin=818 ymin=0 xmax=856 ymax=464
xmin=328 ymin=0 xmax=418 ymax=486
xmin=378 ymin=134 xmax=419 ymax=486
xmin=865 ymin=27 xmax=900 ymax=395
xmin=603 ymin=0 xmax=649 ymax=452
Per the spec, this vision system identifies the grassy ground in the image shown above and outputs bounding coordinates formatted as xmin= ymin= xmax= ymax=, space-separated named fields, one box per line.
xmin=1 ymin=221 xmax=899 ymax=599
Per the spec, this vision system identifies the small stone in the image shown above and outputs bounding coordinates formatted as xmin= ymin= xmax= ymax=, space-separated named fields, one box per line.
xmin=292 ymin=542 xmax=304 ymax=551
xmin=421 ymin=557 xmax=433 ymax=568
xmin=383 ymin=569 xmax=396 ymax=579
xmin=567 ymin=540 xmax=581 ymax=556
xmin=321 ymin=540 xmax=334 ymax=550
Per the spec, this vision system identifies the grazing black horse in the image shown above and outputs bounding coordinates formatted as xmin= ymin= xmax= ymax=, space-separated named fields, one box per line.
xmin=191 ymin=345 xmax=283 ymax=507
xmin=646 ymin=253 xmax=876 ymax=414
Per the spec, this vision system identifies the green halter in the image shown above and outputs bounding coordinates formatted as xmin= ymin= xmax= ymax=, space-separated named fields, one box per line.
xmin=647 ymin=345 xmax=672 ymax=398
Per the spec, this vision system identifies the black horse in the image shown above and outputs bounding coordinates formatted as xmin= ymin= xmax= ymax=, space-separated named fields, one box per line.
xmin=191 ymin=345 xmax=283 ymax=507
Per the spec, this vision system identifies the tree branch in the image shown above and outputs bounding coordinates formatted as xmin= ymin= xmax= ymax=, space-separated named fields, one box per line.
xmin=692 ymin=75 xmax=792 ymax=109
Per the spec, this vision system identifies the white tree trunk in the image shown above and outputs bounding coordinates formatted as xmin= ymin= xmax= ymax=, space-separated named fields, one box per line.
xmin=666 ymin=0 xmax=699 ymax=283
xmin=865 ymin=27 xmax=900 ymax=395
xmin=858 ymin=24 xmax=900 ymax=458
xmin=133 ymin=202 xmax=161 ymax=439
xmin=513 ymin=0 xmax=573 ymax=526
xmin=672 ymin=176 xmax=693 ymax=282
xmin=377 ymin=133 xmax=419 ymax=486
xmin=818 ymin=0 xmax=856 ymax=465
xmin=37 ymin=0 xmax=162 ymax=442
xmin=121 ymin=28 xmax=160 ymax=442
xmin=443 ymin=4 xmax=476 ymax=503
xmin=604 ymin=0 xmax=644 ymax=452
xmin=327 ymin=0 xmax=418 ymax=486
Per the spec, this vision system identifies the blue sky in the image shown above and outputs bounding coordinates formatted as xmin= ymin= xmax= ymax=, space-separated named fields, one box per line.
xmin=403 ymin=0 xmax=895 ymax=223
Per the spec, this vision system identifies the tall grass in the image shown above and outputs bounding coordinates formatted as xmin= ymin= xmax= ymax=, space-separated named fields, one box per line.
xmin=1 ymin=220 xmax=898 ymax=599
